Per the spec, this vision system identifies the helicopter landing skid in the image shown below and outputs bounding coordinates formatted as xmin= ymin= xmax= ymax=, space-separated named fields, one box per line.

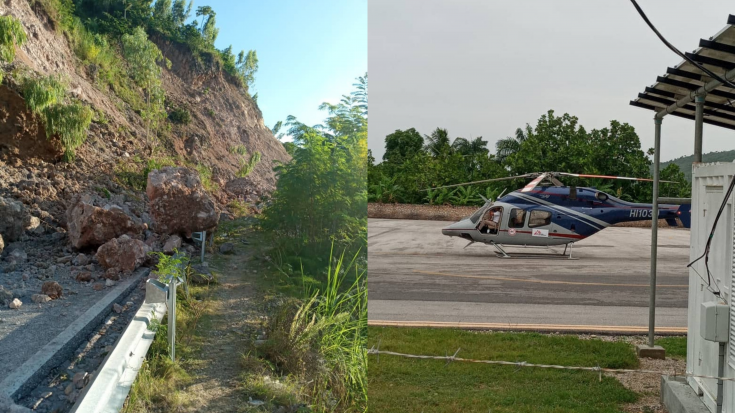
xmin=491 ymin=242 xmax=578 ymax=260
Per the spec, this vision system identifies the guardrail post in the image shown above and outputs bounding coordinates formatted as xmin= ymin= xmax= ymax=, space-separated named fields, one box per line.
xmin=168 ymin=275 xmax=176 ymax=361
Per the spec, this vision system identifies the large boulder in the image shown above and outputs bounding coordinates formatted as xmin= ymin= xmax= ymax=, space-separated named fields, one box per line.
xmin=66 ymin=194 xmax=145 ymax=249
xmin=146 ymin=167 xmax=219 ymax=237
xmin=0 ymin=196 xmax=29 ymax=242
xmin=96 ymin=235 xmax=150 ymax=272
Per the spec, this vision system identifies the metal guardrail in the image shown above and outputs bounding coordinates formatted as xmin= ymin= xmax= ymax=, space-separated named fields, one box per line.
xmin=72 ymin=257 xmax=189 ymax=411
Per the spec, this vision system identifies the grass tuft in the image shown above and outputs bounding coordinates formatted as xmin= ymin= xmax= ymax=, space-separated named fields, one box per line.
xmin=656 ymin=336 xmax=687 ymax=359
xmin=256 ymin=248 xmax=367 ymax=412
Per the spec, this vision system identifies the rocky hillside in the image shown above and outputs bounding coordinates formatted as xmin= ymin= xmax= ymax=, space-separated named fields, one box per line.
xmin=0 ymin=0 xmax=289 ymax=231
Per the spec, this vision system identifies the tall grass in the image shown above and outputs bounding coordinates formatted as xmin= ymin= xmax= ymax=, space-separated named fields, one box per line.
xmin=261 ymin=247 xmax=367 ymax=412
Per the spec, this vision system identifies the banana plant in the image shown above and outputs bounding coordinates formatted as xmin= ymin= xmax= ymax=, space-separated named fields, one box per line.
xmin=369 ymin=176 xmax=402 ymax=203
xmin=473 ymin=187 xmax=502 ymax=205
xmin=450 ymin=186 xmax=479 ymax=206
xmin=425 ymin=187 xmax=456 ymax=205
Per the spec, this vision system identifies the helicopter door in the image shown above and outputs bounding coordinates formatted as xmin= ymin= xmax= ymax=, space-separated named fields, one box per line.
xmin=528 ymin=209 xmax=552 ymax=237
xmin=476 ymin=206 xmax=503 ymax=235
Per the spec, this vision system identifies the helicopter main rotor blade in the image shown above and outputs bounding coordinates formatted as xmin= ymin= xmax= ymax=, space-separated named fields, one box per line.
xmin=425 ymin=173 xmax=539 ymax=191
xmin=554 ymin=172 xmax=678 ymax=184
xmin=520 ymin=172 xmax=548 ymax=192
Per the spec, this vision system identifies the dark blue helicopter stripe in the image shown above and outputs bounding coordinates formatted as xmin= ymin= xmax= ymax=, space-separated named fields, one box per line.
xmin=506 ymin=192 xmax=608 ymax=231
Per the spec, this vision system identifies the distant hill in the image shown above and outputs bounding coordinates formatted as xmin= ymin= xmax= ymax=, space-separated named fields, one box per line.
xmin=660 ymin=150 xmax=735 ymax=181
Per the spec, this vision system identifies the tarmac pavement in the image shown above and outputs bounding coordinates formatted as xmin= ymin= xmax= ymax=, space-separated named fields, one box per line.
xmin=368 ymin=219 xmax=690 ymax=333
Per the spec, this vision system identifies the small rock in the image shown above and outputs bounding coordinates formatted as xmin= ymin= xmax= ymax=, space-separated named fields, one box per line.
xmin=64 ymin=384 xmax=73 ymax=395
xmin=92 ymin=283 xmax=105 ymax=291
xmin=105 ymin=279 xmax=116 ymax=288
xmin=0 ymin=234 xmax=4 ymax=255
xmin=26 ymin=216 xmax=41 ymax=231
xmin=103 ymin=268 xmax=121 ymax=281
xmin=219 ymin=243 xmax=234 ymax=254
xmin=73 ymin=254 xmax=90 ymax=266
xmin=8 ymin=298 xmax=22 ymax=309
xmin=31 ymin=294 xmax=51 ymax=304
xmin=72 ymin=372 xmax=88 ymax=389
xmin=125 ymin=301 xmax=134 ymax=307
xmin=113 ymin=303 xmax=122 ymax=313
xmin=0 ymin=287 xmax=13 ymax=304
xmin=163 ymin=235 xmax=182 ymax=254
xmin=190 ymin=264 xmax=214 ymax=285
xmin=5 ymin=249 xmax=27 ymax=263
xmin=41 ymin=281 xmax=63 ymax=299
xmin=75 ymin=271 xmax=92 ymax=282
xmin=57 ymin=256 xmax=73 ymax=264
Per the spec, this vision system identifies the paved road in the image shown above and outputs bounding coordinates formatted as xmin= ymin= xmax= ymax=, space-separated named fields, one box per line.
xmin=368 ymin=219 xmax=690 ymax=332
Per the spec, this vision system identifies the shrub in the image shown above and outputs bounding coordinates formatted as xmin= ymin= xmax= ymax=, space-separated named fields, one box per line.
xmin=23 ymin=75 xmax=66 ymax=114
xmin=168 ymin=107 xmax=191 ymax=124
xmin=0 ymin=15 xmax=27 ymax=63
xmin=228 ymin=144 xmax=247 ymax=156
xmin=43 ymin=102 xmax=93 ymax=161
xmin=236 ymin=151 xmax=260 ymax=178
xmin=194 ymin=163 xmax=216 ymax=192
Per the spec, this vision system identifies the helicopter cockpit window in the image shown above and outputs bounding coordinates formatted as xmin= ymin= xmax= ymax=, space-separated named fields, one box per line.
xmin=595 ymin=192 xmax=609 ymax=202
xmin=478 ymin=207 xmax=502 ymax=234
xmin=508 ymin=208 xmax=526 ymax=228
xmin=528 ymin=210 xmax=552 ymax=228
xmin=469 ymin=206 xmax=487 ymax=224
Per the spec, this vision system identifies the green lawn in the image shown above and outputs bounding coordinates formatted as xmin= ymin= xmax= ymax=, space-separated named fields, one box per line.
xmin=368 ymin=327 xmax=640 ymax=413
xmin=656 ymin=336 xmax=687 ymax=359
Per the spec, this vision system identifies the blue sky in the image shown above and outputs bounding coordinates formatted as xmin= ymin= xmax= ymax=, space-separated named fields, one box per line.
xmin=201 ymin=0 xmax=367 ymax=138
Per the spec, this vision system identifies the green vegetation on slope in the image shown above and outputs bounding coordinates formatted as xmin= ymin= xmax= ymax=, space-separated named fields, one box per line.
xmin=22 ymin=74 xmax=93 ymax=161
xmin=370 ymin=110 xmax=691 ymax=205
xmin=0 ymin=15 xmax=27 ymax=62
xmin=261 ymin=74 xmax=368 ymax=277
xmin=368 ymin=327 xmax=639 ymax=413
xmin=660 ymin=150 xmax=735 ymax=182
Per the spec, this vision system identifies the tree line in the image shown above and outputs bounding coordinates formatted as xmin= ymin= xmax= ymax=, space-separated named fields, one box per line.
xmin=369 ymin=110 xmax=690 ymax=206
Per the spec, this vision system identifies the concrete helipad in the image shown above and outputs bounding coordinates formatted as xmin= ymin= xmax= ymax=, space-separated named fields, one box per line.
xmin=368 ymin=219 xmax=690 ymax=333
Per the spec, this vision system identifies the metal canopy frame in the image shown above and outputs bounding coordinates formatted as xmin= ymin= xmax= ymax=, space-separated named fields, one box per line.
xmin=630 ymin=14 xmax=735 ymax=347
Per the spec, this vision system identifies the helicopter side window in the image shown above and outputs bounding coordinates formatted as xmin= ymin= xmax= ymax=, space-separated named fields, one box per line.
xmin=508 ymin=208 xmax=526 ymax=228
xmin=528 ymin=210 xmax=552 ymax=228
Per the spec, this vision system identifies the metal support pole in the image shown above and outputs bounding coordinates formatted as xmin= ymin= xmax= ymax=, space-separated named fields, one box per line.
xmin=648 ymin=118 xmax=662 ymax=347
xmin=694 ymin=95 xmax=705 ymax=164
xmin=201 ymin=230 xmax=206 ymax=264
xmin=717 ymin=342 xmax=725 ymax=413
xmin=167 ymin=276 xmax=176 ymax=361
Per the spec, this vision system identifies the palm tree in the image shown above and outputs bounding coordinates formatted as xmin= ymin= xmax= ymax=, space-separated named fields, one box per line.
xmin=453 ymin=136 xmax=489 ymax=157
xmin=424 ymin=128 xmax=451 ymax=157
xmin=496 ymin=127 xmax=528 ymax=163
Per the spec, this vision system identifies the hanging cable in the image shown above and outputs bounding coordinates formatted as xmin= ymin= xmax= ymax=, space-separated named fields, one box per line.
xmin=687 ymin=173 xmax=735 ymax=298
xmin=630 ymin=0 xmax=735 ymax=90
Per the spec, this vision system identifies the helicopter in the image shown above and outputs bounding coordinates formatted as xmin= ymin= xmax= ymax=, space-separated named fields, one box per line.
xmin=436 ymin=172 xmax=690 ymax=258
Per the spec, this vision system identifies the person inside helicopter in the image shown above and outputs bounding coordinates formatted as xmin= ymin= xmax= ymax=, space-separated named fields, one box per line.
xmin=479 ymin=207 xmax=502 ymax=234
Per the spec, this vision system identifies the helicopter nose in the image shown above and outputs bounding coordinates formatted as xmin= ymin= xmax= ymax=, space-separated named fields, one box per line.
xmin=442 ymin=220 xmax=467 ymax=236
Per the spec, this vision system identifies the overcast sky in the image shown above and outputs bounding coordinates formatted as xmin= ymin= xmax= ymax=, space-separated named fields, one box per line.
xmin=368 ymin=0 xmax=735 ymax=164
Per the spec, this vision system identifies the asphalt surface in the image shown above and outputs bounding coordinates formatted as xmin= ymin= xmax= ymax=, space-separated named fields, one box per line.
xmin=368 ymin=219 xmax=690 ymax=332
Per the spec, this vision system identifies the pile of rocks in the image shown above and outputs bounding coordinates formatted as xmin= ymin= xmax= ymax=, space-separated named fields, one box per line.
xmin=0 ymin=166 xmax=221 ymax=310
